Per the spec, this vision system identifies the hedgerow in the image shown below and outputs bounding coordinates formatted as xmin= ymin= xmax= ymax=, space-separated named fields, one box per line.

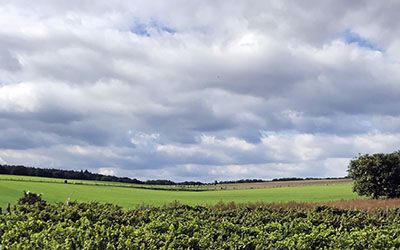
xmin=1 ymin=194 xmax=400 ymax=249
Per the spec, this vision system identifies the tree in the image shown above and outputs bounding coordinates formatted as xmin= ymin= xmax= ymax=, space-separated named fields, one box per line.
xmin=348 ymin=151 xmax=400 ymax=198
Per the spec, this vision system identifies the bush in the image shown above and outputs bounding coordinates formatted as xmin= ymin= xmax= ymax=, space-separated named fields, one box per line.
xmin=348 ymin=152 xmax=400 ymax=198
xmin=18 ymin=191 xmax=47 ymax=207
xmin=2 ymin=196 xmax=400 ymax=249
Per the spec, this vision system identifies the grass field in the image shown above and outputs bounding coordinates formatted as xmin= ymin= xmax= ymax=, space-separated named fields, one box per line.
xmin=0 ymin=175 xmax=359 ymax=209
xmin=0 ymin=174 xmax=353 ymax=190
xmin=0 ymin=174 xmax=208 ymax=191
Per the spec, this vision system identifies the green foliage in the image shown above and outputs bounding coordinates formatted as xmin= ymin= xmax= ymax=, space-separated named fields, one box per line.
xmin=1 ymin=194 xmax=400 ymax=249
xmin=18 ymin=191 xmax=46 ymax=207
xmin=348 ymin=152 xmax=400 ymax=198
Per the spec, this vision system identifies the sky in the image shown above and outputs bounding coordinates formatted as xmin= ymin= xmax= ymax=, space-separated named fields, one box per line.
xmin=1 ymin=1 xmax=400 ymax=182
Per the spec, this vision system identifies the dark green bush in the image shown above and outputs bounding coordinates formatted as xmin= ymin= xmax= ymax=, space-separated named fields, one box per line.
xmin=18 ymin=191 xmax=46 ymax=207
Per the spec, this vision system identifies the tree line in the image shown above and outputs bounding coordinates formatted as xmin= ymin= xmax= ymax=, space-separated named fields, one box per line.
xmin=0 ymin=164 xmax=144 ymax=184
xmin=0 ymin=164 xmax=204 ymax=186
xmin=271 ymin=177 xmax=350 ymax=182
xmin=0 ymin=164 xmax=353 ymax=186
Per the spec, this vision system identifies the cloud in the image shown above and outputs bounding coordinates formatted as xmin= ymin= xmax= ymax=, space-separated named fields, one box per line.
xmin=0 ymin=1 xmax=400 ymax=181
xmin=98 ymin=167 xmax=116 ymax=176
xmin=0 ymin=156 xmax=6 ymax=164
xmin=129 ymin=131 xmax=160 ymax=150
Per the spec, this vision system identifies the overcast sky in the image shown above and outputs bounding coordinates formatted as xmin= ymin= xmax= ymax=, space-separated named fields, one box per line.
xmin=1 ymin=1 xmax=400 ymax=181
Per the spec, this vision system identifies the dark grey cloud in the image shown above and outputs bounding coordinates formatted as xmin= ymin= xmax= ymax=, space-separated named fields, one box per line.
xmin=1 ymin=1 xmax=400 ymax=181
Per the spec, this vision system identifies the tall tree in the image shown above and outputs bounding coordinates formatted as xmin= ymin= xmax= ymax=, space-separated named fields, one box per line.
xmin=348 ymin=151 xmax=400 ymax=198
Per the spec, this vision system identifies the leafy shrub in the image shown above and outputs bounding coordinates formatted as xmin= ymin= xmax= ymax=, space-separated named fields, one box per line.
xmin=2 ymin=194 xmax=400 ymax=249
xmin=18 ymin=191 xmax=46 ymax=207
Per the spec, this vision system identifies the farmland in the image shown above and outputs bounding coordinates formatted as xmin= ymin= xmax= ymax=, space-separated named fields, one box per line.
xmin=0 ymin=174 xmax=358 ymax=209
xmin=3 ymin=175 xmax=400 ymax=249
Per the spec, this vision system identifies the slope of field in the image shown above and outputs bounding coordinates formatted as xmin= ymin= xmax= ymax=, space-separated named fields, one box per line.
xmin=0 ymin=174 xmax=352 ymax=190
xmin=0 ymin=175 xmax=359 ymax=208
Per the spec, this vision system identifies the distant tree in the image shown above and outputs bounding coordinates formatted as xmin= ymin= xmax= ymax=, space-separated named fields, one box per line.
xmin=348 ymin=152 xmax=400 ymax=198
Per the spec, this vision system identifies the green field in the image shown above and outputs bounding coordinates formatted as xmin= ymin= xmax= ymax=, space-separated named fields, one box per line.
xmin=0 ymin=175 xmax=360 ymax=208
xmin=0 ymin=174 xmax=209 ymax=190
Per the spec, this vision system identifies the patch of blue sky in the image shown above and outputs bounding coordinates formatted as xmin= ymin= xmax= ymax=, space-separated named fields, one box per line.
xmin=343 ymin=29 xmax=382 ymax=52
xmin=130 ymin=19 xmax=176 ymax=37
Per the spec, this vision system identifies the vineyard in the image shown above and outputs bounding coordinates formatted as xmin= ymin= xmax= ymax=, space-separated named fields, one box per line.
xmin=1 ymin=193 xmax=400 ymax=249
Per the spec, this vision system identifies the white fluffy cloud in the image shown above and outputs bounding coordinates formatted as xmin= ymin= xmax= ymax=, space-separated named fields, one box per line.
xmin=1 ymin=1 xmax=400 ymax=181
